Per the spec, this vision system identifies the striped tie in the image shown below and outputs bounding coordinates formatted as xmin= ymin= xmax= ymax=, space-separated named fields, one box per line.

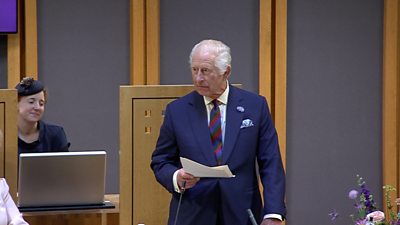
xmin=209 ymin=99 xmax=223 ymax=165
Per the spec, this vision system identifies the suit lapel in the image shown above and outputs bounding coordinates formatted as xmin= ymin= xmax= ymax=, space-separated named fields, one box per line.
xmin=187 ymin=92 xmax=216 ymax=165
xmin=222 ymin=86 xmax=244 ymax=164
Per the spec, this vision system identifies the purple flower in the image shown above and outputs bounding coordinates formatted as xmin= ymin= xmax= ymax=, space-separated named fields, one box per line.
xmin=360 ymin=183 xmax=377 ymax=213
xmin=349 ymin=190 xmax=358 ymax=199
xmin=391 ymin=220 xmax=400 ymax=225
xmin=331 ymin=175 xmax=400 ymax=225
xmin=354 ymin=203 xmax=362 ymax=210
xmin=329 ymin=209 xmax=339 ymax=221
xmin=355 ymin=219 xmax=367 ymax=225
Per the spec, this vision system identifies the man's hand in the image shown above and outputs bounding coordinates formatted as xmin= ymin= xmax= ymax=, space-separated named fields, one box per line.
xmin=177 ymin=168 xmax=200 ymax=189
xmin=260 ymin=218 xmax=282 ymax=225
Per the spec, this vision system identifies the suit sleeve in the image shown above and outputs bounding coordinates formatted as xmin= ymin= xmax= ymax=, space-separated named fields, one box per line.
xmin=48 ymin=126 xmax=70 ymax=152
xmin=256 ymin=97 xmax=286 ymax=218
xmin=150 ymin=104 xmax=181 ymax=193
xmin=42 ymin=122 xmax=70 ymax=152
xmin=56 ymin=127 xmax=70 ymax=151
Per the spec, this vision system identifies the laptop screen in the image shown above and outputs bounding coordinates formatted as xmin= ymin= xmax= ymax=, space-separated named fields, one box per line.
xmin=17 ymin=151 xmax=107 ymax=208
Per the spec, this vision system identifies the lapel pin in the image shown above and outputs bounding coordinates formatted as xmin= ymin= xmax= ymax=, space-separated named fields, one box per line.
xmin=236 ymin=106 xmax=244 ymax=112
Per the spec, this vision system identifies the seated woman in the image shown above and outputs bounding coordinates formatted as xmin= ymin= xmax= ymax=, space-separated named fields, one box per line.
xmin=0 ymin=178 xmax=28 ymax=225
xmin=16 ymin=77 xmax=70 ymax=154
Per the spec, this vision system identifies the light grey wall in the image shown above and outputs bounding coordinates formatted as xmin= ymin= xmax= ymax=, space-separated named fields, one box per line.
xmin=159 ymin=0 xmax=260 ymax=92
xmin=287 ymin=0 xmax=383 ymax=224
xmin=36 ymin=0 xmax=130 ymax=193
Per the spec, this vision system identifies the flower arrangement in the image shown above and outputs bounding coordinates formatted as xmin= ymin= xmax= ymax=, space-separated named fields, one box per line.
xmin=329 ymin=175 xmax=400 ymax=225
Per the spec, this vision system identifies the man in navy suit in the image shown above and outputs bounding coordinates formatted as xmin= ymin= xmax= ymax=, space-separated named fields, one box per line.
xmin=151 ymin=39 xmax=286 ymax=225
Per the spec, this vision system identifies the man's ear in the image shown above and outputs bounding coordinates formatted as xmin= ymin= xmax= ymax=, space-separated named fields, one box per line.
xmin=223 ymin=66 xmax=231 ymax=80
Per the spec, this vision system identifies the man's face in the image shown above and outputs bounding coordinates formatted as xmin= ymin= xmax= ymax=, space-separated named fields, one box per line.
xmin=191 ymin=49 xmax=230 ymax=99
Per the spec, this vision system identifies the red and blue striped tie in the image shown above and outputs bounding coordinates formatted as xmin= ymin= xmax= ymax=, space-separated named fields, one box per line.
xmin=209 ymin=99 xmax=223 ymax=165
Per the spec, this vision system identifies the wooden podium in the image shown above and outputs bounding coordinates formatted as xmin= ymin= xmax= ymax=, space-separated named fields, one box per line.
xmin=23 ymin=194 xmax=119 ymax=225
xmin=119 ymin=85 xmax=195 ymax=225
xmin=0 ymin=89 xmax=18 ymax=199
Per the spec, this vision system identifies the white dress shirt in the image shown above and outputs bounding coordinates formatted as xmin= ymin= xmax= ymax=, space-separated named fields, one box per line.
xmin=0 ymin=178 xmax=29 ymax=225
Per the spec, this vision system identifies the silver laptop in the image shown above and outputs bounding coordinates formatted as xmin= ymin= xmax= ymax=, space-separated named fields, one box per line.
xmin=17 ymin=151 xmax=107 ymax=208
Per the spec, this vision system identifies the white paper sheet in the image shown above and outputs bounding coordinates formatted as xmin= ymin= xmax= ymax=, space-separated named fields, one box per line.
xmin=180 ymin=157 xmax=235 ymax=178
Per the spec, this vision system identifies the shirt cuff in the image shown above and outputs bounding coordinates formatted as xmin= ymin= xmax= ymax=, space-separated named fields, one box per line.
xmin=263 ymin=213 xmax=283 ymax=221
xmin=173 ymin=170 xmax=181 ymax=193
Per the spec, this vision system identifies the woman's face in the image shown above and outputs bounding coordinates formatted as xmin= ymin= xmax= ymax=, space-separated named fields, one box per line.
xmin=18 ymin=91 xmax=46 ymax=123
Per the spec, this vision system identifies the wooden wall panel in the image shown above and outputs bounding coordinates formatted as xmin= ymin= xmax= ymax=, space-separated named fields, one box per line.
xmin=273 ymin=0 xmax=287 ymax=167
xmin=23 ymin=0 xmax=38 ymax=77
xmin=7 ymin=0 xmax=38 ymax=88
xmin=7 ymin=33 xmax=21 ymax=88
xmin=0 ymin=104 xmax=5 ymax=177
xmin=146 ymin=0 xmax=160 ymax=85
xmin=130 ymin=0 xmax=146 ymax=85
xmin=7 ymin=0 xmax=21 ymax=89
xmin=259 ymin=0 xmax=273 ymax=104
xmin=259 ymin=0 xmax=287 ymax=167
xmin=383 ymin=0 xmax=400 ymax=214
xmin=130 ymin=0 xmax=160 ymax=85
xmin=0 ymin=90 xmax=18 ymax=198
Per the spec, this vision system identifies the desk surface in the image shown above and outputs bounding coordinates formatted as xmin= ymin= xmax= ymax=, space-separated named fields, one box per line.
xmin=22 ymin=194 xmax=119 ymax=216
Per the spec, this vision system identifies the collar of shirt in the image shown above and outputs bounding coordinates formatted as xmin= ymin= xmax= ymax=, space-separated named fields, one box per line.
xmin=203 ymin=81 xmax=229 ymax=106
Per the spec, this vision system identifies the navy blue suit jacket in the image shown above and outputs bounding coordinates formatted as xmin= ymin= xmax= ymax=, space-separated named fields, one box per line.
xmin=151 ymin=85 xmax=286 ymax=225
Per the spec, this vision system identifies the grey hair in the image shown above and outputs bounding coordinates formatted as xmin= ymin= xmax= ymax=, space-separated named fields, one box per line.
xmin=189 ymin=40 xmax=231 ymax=74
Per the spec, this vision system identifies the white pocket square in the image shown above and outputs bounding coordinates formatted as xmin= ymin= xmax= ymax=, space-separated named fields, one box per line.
xmin=240 ymin=119 xmax=254 ymax=129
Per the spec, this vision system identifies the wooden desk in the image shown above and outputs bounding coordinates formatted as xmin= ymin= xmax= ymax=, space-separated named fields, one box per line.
xmin=22 ymin=194 xmax=119 ymax=225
